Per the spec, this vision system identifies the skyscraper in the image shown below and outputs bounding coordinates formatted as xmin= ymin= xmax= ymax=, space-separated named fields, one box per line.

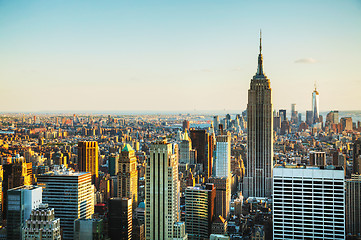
xmin=306 ymin=110 xmax=314 ymax=125
xmin=208 ymin=177 xmax=231 ymax=219
xmin=341 ymin=117 xmax=353 ymax=131
xmin=346 ymin=174 xmax=361 ymax=238
xmin=273 ymin=165 xmax=345 ymax=239
xmin=279 ymin=109 xmax=286 ymax=122
xmin=189 ymin=129 xmax=213 ymax=178
xmin=22 ymin=203 xmax=61 ymax=240
xmin=3 ymin=158 xmax=32 ymax=220
xmin=214 ymin=132 xmax=231 ymax=178
xmin=291 ymin=104 xmax=298 ymax=123
xmin=243 ymin=32 xmax=273 ymax=198
xmin=7 ymin=185 xmax=42 ymax=240
xmin=182 ymin=120 xmax=190 ymax=131
xmin=145 ymin=139 xmax=185 ymax=240
xmin=109 ymin=153 xmax=119 ymax=176
xmin=185 ymin=184 xmax=215 ymax=240
xmin=74 ymin=219 xmax=104 ymax=240
xmin=108 ymin=198 xmax=132 ymax=240
xmin=312 ymin=85 xmax=319 ymax=123
xmin=118 ymin=144 xmax=138 ymax=210
xmin=326 ymin=110 xmax=339 ymax=125
xmin=353 ymin=138 xmax=361 ymax=174
xmin=78 ymin=141 xmax=99 ymax=184
xmin=179 ymin=130 xmax=192 ymax=164
xmin=37 ymin=169 xmax=94 ymax=240
xmin=213 ymin=116 xmax=220 ymax=134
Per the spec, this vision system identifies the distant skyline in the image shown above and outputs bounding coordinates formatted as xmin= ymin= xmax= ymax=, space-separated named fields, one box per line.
xmin=0 ymin=1 xmax=361 ymax=112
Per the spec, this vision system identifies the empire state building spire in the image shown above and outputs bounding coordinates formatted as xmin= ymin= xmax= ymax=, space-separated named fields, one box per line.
xmin=243 ymin=31 xmax=273 ymax=198
xmin=256 ymin=30 xmax=264 ymax=76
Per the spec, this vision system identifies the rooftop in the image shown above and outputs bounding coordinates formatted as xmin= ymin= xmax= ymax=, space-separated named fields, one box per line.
xmin=9 ymin=185 xmax=41 ymax=191
xmin=122 ymin=143 xmax=134 ymax=152
xmin=274 ymin=164 xmax=343 ymax=171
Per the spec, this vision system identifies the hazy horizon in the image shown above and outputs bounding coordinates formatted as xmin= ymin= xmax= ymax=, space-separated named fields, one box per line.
xmin=1 ymin=1 xmax=360 ymax=112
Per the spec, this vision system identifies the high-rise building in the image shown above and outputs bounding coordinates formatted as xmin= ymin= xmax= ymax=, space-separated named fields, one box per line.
xmin=145 ymin=139 xmax=186 ymax=240
xmin=273 ymin=114 xmax=281 ymax=132
xmin=189 ymin=129 xmax=213 ymax=178
xmin=312 ymin=85 xmax=319 ymax=123
xmin=326 ymin=110 xmax=339 ymax=125
xmin=108 ymin=198 xmax=132 ymax=240
xmin=243 ymin=32 xmax=273 ymax=198
xmin=78 ymin=141 xmax=99 ymax=184
xmin=353 ymin=138 xmax=361 ymax=174
xmin=309 ymin=151 xmax=326 ymax=166
xmin=346 ymin=174 xmax=361 ymax=238
xmin=291 ymin=104 xmax=298 ymax=123
xmin=298 ymin=113 xmax=302 ymax=123
xmin=214 ymin=133 xmax=231 ymax=178
xmin=108 ymin=153 xmax=119 ymax=176
xmin=185 ymin=184 xmax=215 ymax=240
xmin=211 ymin=216 xmax=227 ymax=235
xmin=7 ymin=185 xmax=42 ymax=240
xmin=273 ymin=165 xmax=345 ymax=240
xmin=118 ymin=144 xmax=138 ymax=210
xmin=306 ymin=110 xmax=313 ymax=126
xmin=279 ymin=109 xmax=286 ymax=122
xmin=183 ymin=120 xmax=190 ymax=131
xmin=74 ymin=218 xmax=104 ymax=240
xmin=37 ymin=169 xmax=94 ymax=240
xmin=22 ymin=203 xmax=61 ymax=240
xmin=174 ymin=222 xmax=187 ymax=240
xmin=3 ymin=158 xmax=32 ymax=220
xmin=179 ymin=130 xmax=192 ymax=164
xmin=340 ymin=117 xmax=353 ymax=131
xmin=208 ymin=177 xmax=231 ymax=219
xmin=213 ymin=116 xmax=220 ymax=134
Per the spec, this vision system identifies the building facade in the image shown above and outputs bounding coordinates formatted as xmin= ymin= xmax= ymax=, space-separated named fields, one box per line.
xmin=108 ymin=154 xmax=119 ymax=176
xmin=3 ymin=158 xmax=32 ymax=220
xmin=273 ymin=166 xmax=345 ymax=240
xmin=309 ymin=151 xmax=326 ymax=166
xmin=214 ymin=133 xmax=231 ymax=178
xmin=185 ymin=184 xmax=215 ymax=240
xmin=37 ymin=169 xmax=94 ymax=240
xmin=118 ymin=144 xmax=138 ymax=210
xmin=346 ymin=174 xmax=361 ymax=238
xmin=145 ymin=140 xmax=185 ymax=240
xmin=22 ymin=203 xmax=61 ymax=240
xmin=74 ymin=218 xmax=104 ymax=240
xmin=353 ymin=138 xmax=361 ymax=174
xmin=108 ymin=197 xmax=132 ymax=240
xmin=7 ymin=185 xmax=42 ymax=240
xmin=243 ymin=33 xmax=273 ymax=198
xmin=179 ymin=130 xmax=192 ymax=164
xmin=78 ymin=141 xmax=99 ymax=184
xmin=189 ymin=129 xmax=213 ymax=179
xmin=208 ymin=177 xmax=230 ymax=219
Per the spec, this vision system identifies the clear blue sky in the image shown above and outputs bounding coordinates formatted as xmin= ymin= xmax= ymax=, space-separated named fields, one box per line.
xmin=0 ymin=0 xmax=360 ymax=113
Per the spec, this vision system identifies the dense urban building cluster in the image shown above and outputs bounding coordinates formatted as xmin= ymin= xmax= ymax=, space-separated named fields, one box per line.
xmin=0 ymin=37 xmax=360 ymax=240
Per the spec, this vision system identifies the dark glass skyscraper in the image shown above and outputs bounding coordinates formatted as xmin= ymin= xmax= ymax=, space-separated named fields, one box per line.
xmin=243 ymin=33 xmax=273 ymax=198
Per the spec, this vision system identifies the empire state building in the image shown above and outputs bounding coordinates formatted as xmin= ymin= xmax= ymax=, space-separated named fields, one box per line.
xmin=243 ymin=33 xmax=273 ymax=198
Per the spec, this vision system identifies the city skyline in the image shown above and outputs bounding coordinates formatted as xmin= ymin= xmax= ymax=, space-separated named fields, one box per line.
xmin=1 ymin=1 xmax=361 ymax=112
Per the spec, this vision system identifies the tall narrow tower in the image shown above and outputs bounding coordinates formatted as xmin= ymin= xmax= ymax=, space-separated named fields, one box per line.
xmin=145 ymin=139 xmax=182 ymax=240
xmin=312 ymin=84 xmax=319 ymax=123
xmin=118 ymin=144 xmax=138 ymax=210
xmin=243 ymin=32 xmax=273 ymax=198
xmin=78 ymin=141 xmax=99 ymax=184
